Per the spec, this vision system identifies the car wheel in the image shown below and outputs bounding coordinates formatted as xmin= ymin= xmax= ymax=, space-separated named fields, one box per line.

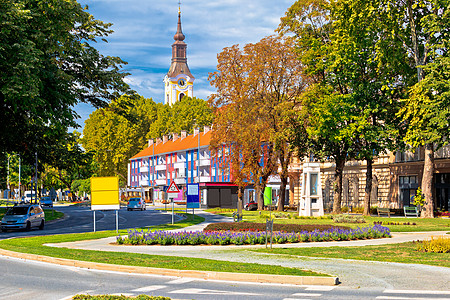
xmin=25 ymin=221 xmax=31 ymax=231
xmin=39 ymin=220 xmax=44 ymax=230
xmin=127 ymin=208 xmax=130 ymax=211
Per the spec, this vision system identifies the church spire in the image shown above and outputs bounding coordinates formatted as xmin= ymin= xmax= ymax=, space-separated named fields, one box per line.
xmin=167 ymin=3 xmax=193 ymax=79
xmin=173 ymin=7 xmax=185 ymax=42
xmin=163 ymin=2 xmax=195 ymax=106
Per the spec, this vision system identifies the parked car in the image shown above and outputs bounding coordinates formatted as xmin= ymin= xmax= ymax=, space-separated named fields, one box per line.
xmin=244 ymin=201 xmax=258 ymax=211
xmin=39 ymin=196 xmax=53 ymax=208
xmin=1 ymin=204 xmax=45 ymax=232
xmin=127 ymin=198 xmax=146 ymax=211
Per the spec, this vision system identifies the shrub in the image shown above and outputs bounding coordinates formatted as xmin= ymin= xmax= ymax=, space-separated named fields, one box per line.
xmin=72 ymin=295 xmax=170 ymax=300
xmin=416 ymin=237 xmax=450 ymax=253
xmin=332 ymin=214 xmax=366 ymax=224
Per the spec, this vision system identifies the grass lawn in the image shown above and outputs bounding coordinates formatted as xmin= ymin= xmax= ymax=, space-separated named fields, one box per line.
xmin=0 ymin=213 xmax=328 ymax=277
xmin=253 ymin=241 xmax=450 ymax=268
xmin=205 ymin=209 xmax=450 ymax=232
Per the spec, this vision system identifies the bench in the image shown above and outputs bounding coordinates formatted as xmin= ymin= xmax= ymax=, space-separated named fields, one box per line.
xmin=377 ymin=207 xmax=391 ymax=217
xmin=404 ymin=206 xmax=419 ymax=217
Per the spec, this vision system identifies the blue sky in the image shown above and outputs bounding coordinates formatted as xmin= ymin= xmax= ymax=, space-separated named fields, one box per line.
xmin=75 ymin=0 xmax=295 ymax=128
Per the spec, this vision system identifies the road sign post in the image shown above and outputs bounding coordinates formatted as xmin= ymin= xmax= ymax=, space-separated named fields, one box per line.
xmin=166 ymin=181 xmax=180 ymax=225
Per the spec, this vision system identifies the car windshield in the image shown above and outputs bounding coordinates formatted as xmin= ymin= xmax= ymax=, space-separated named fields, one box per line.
xmin=6 ymin=207 xmax=29 ymax=216
xmin=129 ymin=198 xmax=140 ymax=202
xmin=128 ymin=200 xmax=139 ymax=204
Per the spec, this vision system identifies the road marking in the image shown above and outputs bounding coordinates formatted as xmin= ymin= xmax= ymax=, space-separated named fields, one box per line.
xmin=384 ymin=290 xmax=450 ymax=295
xmin=167 ymin=278 xmax=195 ymax=284
xmin=60 ymin=291 xmax=95 ymax=300
xmin=377 ymin=296 xmax=450 ymax=300
xmin=304 ymin=286 xmax=335 ymax=291
xmin=169 ymin=288 xmax=261 ymax=296
xmin=291 ymin=292 xmax=322 ymax=297
xmin=132 ymin=285 xmax=167 ymax=292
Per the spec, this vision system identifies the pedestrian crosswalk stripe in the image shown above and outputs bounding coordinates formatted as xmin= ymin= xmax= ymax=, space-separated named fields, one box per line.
xmin=305 ymin=286 xmax=335 ymax=291
xmin=169 ymin=288 xmax=261 ymax=296
xmin=291 ymin=292 xmax=322 ymax=297
xmin=377 ymin=296 xmax=450 ymax=300
xmin=167 ymin=278 xmax=195 ymax=284
xmin=384 ymin=290 xmax=450 ymax=295
xmin=132 ymin=285 xmax=166 ymax=292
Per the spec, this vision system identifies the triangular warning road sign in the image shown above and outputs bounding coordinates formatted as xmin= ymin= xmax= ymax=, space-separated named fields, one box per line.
xmin=167 ymin=180 xmax=180 ymax=193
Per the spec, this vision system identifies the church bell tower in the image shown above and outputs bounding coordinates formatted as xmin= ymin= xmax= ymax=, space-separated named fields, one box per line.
xmin=164 ymin=6 xmax=194 ymax=106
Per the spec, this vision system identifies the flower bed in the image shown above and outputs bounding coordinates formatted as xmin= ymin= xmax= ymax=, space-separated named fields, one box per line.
xmin=203 ymin=222 xmax=350 ymax=233
xmin=116 ymin=225 xmax=391 ymax=246
xmin=374 ymin=221 xmax=417 ymax=226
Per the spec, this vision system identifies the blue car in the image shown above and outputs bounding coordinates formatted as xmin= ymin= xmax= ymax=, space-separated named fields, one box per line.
xmin=127 ymin=198 xmax=146 ymax=211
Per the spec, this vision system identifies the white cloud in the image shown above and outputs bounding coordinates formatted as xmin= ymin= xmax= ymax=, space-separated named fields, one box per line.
xmin=78 ymin=0 xmax=294 ymax=126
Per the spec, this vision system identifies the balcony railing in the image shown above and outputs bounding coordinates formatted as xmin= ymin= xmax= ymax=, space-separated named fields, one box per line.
xmin=173 ymin=162 xmax=185 ymax=169
xmin=155 ymin=165 xmax=166 ymax=171
xmin=155 ymin=179 xmax=167 ymax=186
xmin=140 ymin=166 xmax=149 ymax=172
xmin=199 ymin=159 xmax=211 ymax=167
xmin=174 ymin=178 xmax=185 ymax=185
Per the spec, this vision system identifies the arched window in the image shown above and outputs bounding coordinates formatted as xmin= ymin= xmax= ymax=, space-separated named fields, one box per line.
xmin=179 ymin=93 xmax=185 ymax=101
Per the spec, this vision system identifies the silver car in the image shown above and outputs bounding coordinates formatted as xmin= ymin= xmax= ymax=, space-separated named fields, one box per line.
xmin=1 ymin=204 xmax=45 ymax=231
xmin=127 ymin=198 xmax=146 ymax=211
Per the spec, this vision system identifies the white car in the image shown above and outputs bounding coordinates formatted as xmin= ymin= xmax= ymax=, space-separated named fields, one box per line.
xmin=1 ymin=204 xmax=45 ymax=231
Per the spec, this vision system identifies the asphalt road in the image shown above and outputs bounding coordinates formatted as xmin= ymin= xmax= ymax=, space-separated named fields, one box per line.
xmin=0 ymin=255 xmax=449 ymax=300
xmin=0 ymin=205 xmax=176 ymax=239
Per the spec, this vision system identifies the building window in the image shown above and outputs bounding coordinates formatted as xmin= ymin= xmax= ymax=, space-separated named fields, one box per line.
xmin=399 ymin=175 xmax=418 ymax=206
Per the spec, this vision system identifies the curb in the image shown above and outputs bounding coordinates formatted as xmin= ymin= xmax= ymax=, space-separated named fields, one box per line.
xmin=0 ymin=248 xmax=338 ymax=286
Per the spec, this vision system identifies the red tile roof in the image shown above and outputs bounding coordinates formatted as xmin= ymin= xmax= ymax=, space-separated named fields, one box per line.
xmin=131 ymin=131 xmax=212 ymax=159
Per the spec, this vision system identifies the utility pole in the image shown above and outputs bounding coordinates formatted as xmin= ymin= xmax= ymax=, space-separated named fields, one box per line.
xmin=7 ymin=154 xmax=10 ymax=201
xmin=35 ymin=152 xmax=38 ymax=204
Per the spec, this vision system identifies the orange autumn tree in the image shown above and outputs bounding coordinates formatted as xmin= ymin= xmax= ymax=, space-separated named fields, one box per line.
xmin=209 ymin=36 xmax=306 ymax=211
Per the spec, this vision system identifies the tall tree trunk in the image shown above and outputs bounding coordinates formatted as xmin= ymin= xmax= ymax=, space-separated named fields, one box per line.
xmin=255 ymin=185 xmax=263 ymax=210
xmin=333 ymin=159 xmax=345 ymax=214
xmin=363 ymin=158 xmax=373 ymax=216
xmin=421 ymin=143 xmax=435 ymax=218
xmin=278 ymin=175 xmax=288 ymax=211
xmin=237 ymin=186 xmax=244 ymax=209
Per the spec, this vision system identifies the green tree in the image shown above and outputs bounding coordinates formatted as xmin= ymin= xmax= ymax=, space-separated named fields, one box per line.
xmin=279 ymin=0 xmax=360 ymax=214
xmin=40 ymin=131 xmax=95 ymax=200
xmin=279 ymin=0 xmax=412 ymax=214
xmin=0 ymin=0 xmax=131 ymax=163
xmin=147 ymin=97 xmax=213 ymax=139
xmin=398 ymin=0 xmax=450 ymax=218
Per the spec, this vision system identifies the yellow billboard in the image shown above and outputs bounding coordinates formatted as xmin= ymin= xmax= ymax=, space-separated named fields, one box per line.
xmin=90 ymin=176 xmax=120 ymax=210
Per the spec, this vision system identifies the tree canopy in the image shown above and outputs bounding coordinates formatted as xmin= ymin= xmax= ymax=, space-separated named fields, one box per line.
xmin=209 ymin=36 xmax=305 ymax=210
xmin=0 ymin=0 xmax=131 ymax=165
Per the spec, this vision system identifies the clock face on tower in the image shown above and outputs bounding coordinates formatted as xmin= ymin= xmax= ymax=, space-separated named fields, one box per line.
xmin=177 ymin=78 xmax=186 ymax=88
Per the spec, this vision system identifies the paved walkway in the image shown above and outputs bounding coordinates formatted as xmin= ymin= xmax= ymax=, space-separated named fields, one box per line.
xmin=46 ymin=211 xmax=450 ymax=289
